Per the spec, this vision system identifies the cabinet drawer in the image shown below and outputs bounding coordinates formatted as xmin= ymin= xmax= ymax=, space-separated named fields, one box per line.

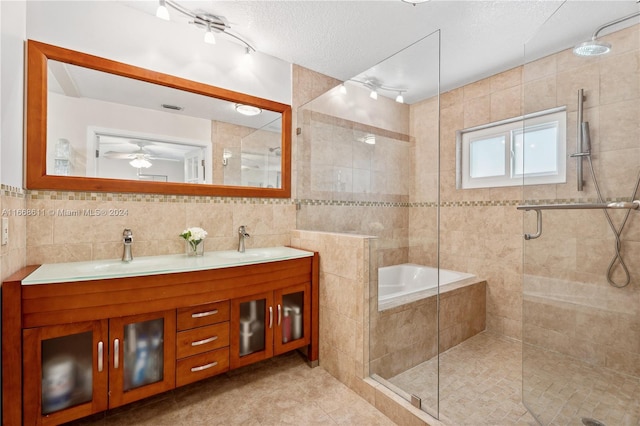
xmin=177 ymin=322 xmax=229 ymax=359
xmin=177 ymin=301 xmax=229 ymax=330
xmin=176 ymin=348 xmax=229 ymax=387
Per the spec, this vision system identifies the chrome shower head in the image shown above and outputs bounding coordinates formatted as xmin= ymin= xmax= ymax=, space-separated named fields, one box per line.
xmin=573 ymin=39 xmax=612 ymax=57
xmin=573 ymin=11 xmax=640 ymax=57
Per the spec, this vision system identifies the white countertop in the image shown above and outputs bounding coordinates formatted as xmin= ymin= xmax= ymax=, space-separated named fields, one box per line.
xmin=22 ymin=246 xmax=314 ymax=285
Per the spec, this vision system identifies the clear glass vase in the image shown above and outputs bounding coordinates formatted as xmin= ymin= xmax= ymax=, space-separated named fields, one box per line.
xmin=186 ymin=240 xmax=204 ymax=256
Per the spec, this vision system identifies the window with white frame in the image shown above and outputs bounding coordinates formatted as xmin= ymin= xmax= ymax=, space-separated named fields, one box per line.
xmin=456 ymin=107 xmax=566 ymax=189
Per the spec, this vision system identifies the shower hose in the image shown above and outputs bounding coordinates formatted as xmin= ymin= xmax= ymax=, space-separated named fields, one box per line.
xmin=586 ymin=157 xmax=640 ymax=288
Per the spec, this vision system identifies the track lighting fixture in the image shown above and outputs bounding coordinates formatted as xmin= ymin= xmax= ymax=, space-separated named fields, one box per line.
xmin=156 ymin=0 xmax=170 ymax=20
xmin=349 ymin=79 xmax=408 ymax=103
xmin=156 ymin=0 xmax=255 ymax=52
xmin=364 ymin=135 xmax=376 ymax=145
xmin=204 ymin=23 xmax=216 ymax=44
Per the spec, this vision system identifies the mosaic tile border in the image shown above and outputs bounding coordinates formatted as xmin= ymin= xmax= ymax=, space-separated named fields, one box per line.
xmin=25 ymin=190 xmax=296 ymax=205
xmin=1 ymin=184 xmax=26 ymax=198
xmin=296 ymin=199 xmax=416 ymax=208
xmin=11 ymin=188 xmax=632 ymax=208
xmin=298 ymin=198 xmax=632 ymax=208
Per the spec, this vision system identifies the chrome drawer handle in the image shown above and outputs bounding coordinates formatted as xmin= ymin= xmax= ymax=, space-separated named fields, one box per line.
xmin=97 ymin=341 xmax=104 ymax=373
xmin=191 ymin=361 xmax=218 ymax=372
xmin=191 ymin=309 xmax=218 ymax=318
xmin=191 ymin=335 xmax=218 ymax=346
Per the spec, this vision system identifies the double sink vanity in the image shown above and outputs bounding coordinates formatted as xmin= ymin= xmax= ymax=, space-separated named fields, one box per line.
xmin=8 ymin=37 xmax=308 ymax=425
xmin=2 ymin=246 xmax=319 ymax=425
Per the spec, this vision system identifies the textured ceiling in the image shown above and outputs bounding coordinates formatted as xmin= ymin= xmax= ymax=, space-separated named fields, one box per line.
xmin=126 ymin=1 xmax=640 ymax=103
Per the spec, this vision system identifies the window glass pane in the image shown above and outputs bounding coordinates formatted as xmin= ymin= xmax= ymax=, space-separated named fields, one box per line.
xmin=470 ymin=136 xmax=505 ymax=178
xmin=513 ymin=124 xmax=558 ymax=176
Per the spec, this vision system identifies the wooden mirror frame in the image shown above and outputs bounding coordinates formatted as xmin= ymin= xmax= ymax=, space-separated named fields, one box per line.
xmin=26 ymin=40 xmax=292 ymax=198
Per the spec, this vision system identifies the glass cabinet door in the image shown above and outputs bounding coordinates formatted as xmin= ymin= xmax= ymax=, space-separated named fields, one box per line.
xmin=22 ymin=320 xmax=108 ymax=425
xmin=122 ymin=318 xmax=165 ymax=391
xmin=274 ymin=283 xmax=311 ymax=355
xmin=41 ymin=332 xmax=94 ymax=414
xmin=230 ymin=291 xmax=274 ymax=369
xmin=108 ymin=310 xmax=176 ymax=408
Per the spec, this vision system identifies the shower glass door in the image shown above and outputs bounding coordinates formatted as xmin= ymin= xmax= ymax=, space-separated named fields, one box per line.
xmin=295 ymin=29 xmax=441 ymax=419
xmin=523 ymin=2 xmax=640 ymax=425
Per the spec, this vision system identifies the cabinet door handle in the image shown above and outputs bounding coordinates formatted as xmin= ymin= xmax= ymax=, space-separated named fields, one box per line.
xmin=191 ymin=335 xmax=218 ymax=346
xmin=190 ymin=361 xmax=218 ymax=373
xmin=191 ymin=309 xmax=218 ymax=318
xmin=113 ymin=338 xmax=120 ymax=369
xmin=277 ymin=304 xmax=282 ymax=326
xmin=97 ymin=341 xmax=104 ymax=373
xmin=268 ymin=306 xmax=273 ymax=329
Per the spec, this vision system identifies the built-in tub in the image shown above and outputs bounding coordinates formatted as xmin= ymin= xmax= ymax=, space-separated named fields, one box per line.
xmin=378 ymin=263 xmax=476 ymax=311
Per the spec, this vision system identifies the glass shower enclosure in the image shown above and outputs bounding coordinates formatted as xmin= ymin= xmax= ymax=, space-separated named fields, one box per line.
xmin=522 ymin=2 xmax=640 ymax=425
xmin=295 ymin=31 xmax=442 ymax=418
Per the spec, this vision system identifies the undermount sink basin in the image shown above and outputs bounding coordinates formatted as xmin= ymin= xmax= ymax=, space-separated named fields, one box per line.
xmin=72 ymin=257 xmax=171 ymax=274
xmin=216 ymin=247 xmax=293 ymax=260
xmin=22 ymin=246 xmax=313 ymax=285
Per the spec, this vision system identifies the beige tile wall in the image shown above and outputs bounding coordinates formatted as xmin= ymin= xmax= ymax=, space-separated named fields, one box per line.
xmin=25 ymin=193 xmax=296 ymax=264
xmin=292 ymin=229 xmax=432 ymax=426
xmin=409 ymin=24 xmax=640 ymax=353
xmin=0 ymin=186 xmax=28 ymax=281
xmin=369 ymin=280 xmax=486 ymax=380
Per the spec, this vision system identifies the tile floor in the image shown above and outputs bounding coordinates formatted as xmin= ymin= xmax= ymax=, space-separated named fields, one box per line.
xmin=388 ymin=331 xmax=640 ymax=426
xmin=388 ymin=332 xmax=535 ymax=425
xmin=64 ymin=351 xmax=395 ymax=426
xmin=62 ymin=331 xmax=640 ymax=425
xmin=523 ymin=342 xmax=640 ymax=425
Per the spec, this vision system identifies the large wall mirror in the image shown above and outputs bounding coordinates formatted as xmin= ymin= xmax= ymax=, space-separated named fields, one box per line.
xmin=26 ymin=40 xmax=292 ymax=197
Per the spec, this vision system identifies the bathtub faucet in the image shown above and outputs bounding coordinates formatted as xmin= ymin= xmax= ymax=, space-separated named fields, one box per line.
xmin=238 ymin=226 xmax=250 ymax=253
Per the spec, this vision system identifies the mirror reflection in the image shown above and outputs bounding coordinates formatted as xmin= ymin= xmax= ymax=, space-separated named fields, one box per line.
xmin=46 ymin=60 xmax=283 ymax=188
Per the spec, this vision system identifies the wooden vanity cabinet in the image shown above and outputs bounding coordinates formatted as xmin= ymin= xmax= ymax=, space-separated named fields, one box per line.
xmin=22 ymin=320 xmax=108 ymax=426
xmin=22 ymin=310 xmax=176 ymax=425
xmin=230 ymin=283 xmax=311 ymax=369
xmin=175 ymin=301 xmax=230 ymax=387
xmin=2 ymin=253 xmax=319 ymax=426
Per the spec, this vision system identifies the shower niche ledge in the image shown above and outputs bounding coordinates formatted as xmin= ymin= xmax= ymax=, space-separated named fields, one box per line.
xmin=1 ymin=250 xmax=319 ymax=425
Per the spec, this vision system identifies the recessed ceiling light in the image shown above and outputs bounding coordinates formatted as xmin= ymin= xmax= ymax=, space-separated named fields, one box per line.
xmin=235 ymin=104 xmax=262 ymax=116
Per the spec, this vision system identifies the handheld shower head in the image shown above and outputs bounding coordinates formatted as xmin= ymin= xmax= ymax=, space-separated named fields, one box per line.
xmin=581 ymin=122 xmax=591 ymax=153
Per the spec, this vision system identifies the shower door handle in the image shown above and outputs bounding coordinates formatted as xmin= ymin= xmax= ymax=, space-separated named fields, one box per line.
xmin=524 ymin=209 xmax=542 ymax=240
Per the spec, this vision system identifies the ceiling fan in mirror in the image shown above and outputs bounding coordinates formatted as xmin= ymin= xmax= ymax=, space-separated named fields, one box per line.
xmin=100 ymin=140 xmax=183 ymax=169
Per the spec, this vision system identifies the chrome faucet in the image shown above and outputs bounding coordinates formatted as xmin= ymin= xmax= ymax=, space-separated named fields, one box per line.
xmin=122 ymin=228 xmax=133 ymax=262
xmin=238 ymin=226 xmax=250 ymax=253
